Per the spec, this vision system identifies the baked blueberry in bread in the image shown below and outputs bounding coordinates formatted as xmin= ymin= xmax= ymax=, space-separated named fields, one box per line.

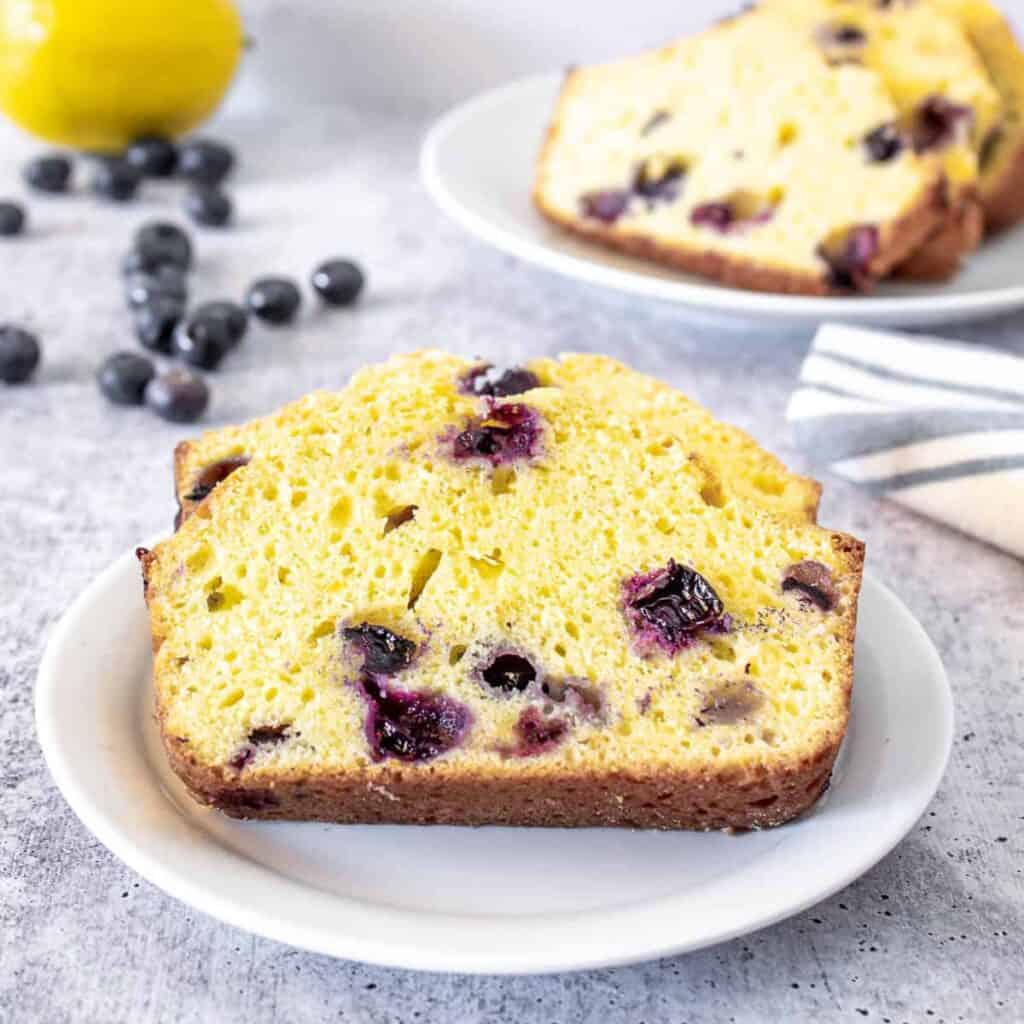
xmin=172 ymin=353 xmax=821 ymax=527
xmin=141 ymin=351 xmax=863 ymax=830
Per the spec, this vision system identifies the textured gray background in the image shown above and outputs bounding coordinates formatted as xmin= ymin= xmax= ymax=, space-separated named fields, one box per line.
xmin=2 ymin=18 xmax=1024 ymax=1022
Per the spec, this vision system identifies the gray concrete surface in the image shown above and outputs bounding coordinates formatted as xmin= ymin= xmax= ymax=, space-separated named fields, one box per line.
xmin=1 ymin=105 xmax=1021 ymax=1024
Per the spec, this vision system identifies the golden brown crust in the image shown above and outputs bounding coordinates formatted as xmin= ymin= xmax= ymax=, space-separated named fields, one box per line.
xmin=173 ymin=441 xmax=193 ymax=527
xmin=981 ymin=136 xmax=1024 ymax=233
xmin=893 ymin=194 xmax=984 ymax=281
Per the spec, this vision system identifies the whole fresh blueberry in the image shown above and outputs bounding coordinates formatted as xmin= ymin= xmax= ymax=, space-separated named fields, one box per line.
xmin=0 ymin=201 xmax=26 ymax=237
xmin=311 ymin=259 xmax=365 ymax=306
xmin=145 ymin=368 xmax=210 ymax=423
xmin=178 ymin=139 xmax=235 ymax=185
xmin=97 ymin=351 xmax=156 ymax=405
xmin=122 ymin=248 xmax=169 ymax=277
xmin=133 ymin=221 xmax=193 ymax=271
xmin=246 ymin=276 xmax=302 ymax=325
xmin=185 ymin=184 xmax=233 ymax=227
xmin=192 ymin=301 xmax=248 ymax=348
xmin=24 ymin=154 xmax=72 ymax=193
xmin=0 ymin=325 xmax=41 ymax=384
xmin=134 ymin=294 xmax=186 ymax=352
xmin=91 ymin=158 xmax=140 ymax=201
xmin=125 ymin=265 xmax=188 ymax=307
xmin=124 ymin=136 xmax=178 ymax=178
xmin=171 ymin=313 xmax=233 ymax=369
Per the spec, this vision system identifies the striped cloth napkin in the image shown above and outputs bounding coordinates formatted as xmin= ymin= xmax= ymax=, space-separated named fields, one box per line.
xmin=787 ymin=323 xmax=1024 ymax=558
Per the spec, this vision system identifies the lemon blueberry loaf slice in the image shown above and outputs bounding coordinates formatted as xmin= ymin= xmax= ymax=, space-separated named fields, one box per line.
xmin=140 ymin=356 xmax=863 ymax=830
xmin=761 ymin=0 xmax=1003 ymax=279
xmin=172 ymin=352 xmax=820 ymax=527
xmin=533 ymin=7 xmax=947 ymax=294
xmin=932 ymin=0 xmax=1024 ymax=232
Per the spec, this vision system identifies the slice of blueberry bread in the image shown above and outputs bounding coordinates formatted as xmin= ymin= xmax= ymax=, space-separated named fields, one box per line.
xmin=762 ymin=0 xmax=1003 ymax=280
xmin=932 ymin=0 xmax=1024 ymax=232
xmin=172 ymin=352 xmax=820 ymax=528
xmin=140 ymin=355 xmax=863 ymax=830
xmin=533 ymin=7 xmax=947 ymax=294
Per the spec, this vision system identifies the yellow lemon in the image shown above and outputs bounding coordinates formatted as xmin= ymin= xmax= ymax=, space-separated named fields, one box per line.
xmin=0 ymin=0 xmax=243 ymax=152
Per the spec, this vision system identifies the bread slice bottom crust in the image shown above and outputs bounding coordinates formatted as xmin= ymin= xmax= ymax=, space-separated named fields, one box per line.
xmin=894 ymin=192 xmax=984 ymax=280
xmin=534 ymin=176 xmax=948 ymax=296
xmin=163 ymin=737 xmax=839 ymax=831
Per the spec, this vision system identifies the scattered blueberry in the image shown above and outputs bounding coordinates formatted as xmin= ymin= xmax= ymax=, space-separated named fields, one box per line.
xmin=818 ymin=224 xmax=879 ymax=291
xmin=311 ymin=258 xmax=365 ymax=306
xmin=246 ymin=276 xmax=302 ymax=324
xmin=504 ymin=707 xmax=568 ymax=757
xmin=460 ymin=364 xmax=540 ymax=398
xmin=343 ymin=623 xmax=416 ymax=676
xmin=184 ymin=456 xmax=250 ymax=502
xmin=623 ymin=560 xmax=728 ymax=656
xmin=90 ymin=158 xmax=141 ymax=201
xmin=481 ymin=652 xmax=537 ymax=694
xmin=191 ymin=301 xmax=248 ymax=348
xmin=185 ymin=184 xmax=233 ymax=227
xmin=134 ymin=221 xmax=193 ymax=272
xmin=229 ymin=723 xmax=291 ymax=771
xmin=911 ymin=96 xmax=972 ymax=153
xmin=24 ymin=154 xmax=72 ymax=194
xmin=360 ymin=677 xmax=471 ymax=763
xmin=696 ymin=682 xmax=763 ymax=726
xmin=125 ymin=265 xmax=188 ymax=307
xmin=579 ymin=189 xmax=631 ymax=223
xmin=633 ymin=160 xmax=686 ymax=203
xmin=448 ymin=402 xmax=543 ymax=466
xmin=864 ymin=123 xmax=904 ymax=163
xmin=123 ymin=248 xmax=170 ymax=277
xmin=0 ymin=325 xmax=41 ymax=384
xmin=144 ymin=367 xmax=210 ymax=423
xmin=97 ymin=351 xmax=156 ymax=406
xmin=178 ymin=138 xmax=235 ymax=185
xmin=690 ymin=201 xmax=735 ymax=231
xmin=172 ymin=312 xmax=233 ymax=369
xmin=0 ymin=201 xmax=26 ymax=236
xmin=124 ymin=135 xmax=178 ymax=178
xmin=782 ymin=560 xmax=838 ymax=611
xmin=134 ymin=294 xmax=186 ymax=352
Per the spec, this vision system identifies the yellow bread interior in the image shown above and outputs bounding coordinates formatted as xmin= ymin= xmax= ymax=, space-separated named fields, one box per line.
xmin=146 ymin=352 xmax=862 ymax=793
xmin=533 ymin=6 xmax=943 ymax=285
xmin=175 ymin=352 xmax=820 ymax=526
xmin=764 ymin=0 xmax=1002 ymax=192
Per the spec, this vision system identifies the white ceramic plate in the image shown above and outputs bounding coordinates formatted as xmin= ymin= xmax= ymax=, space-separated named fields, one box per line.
xmin=421 ymin=74 xmax=1024 ymax=329
xmin=37 ymin=543 xmax=952 ymax=975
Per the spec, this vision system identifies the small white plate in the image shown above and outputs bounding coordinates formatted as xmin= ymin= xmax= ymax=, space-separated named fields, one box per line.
xmin=37 ymin=543 xmax=952 ymax=975
xmin=421 ymin=74 xmax=1024 ymax=329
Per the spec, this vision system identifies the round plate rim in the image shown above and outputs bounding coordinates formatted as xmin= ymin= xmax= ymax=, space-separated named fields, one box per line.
xmin=36 ymin=543 xmax=954 ymax=974
xmin=420 ymin=72 xmax=1024 ymax=326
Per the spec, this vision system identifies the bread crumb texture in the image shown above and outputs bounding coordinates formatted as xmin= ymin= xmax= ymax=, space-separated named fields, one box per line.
xmin=145 ymin=351 xmax=864 ymax=829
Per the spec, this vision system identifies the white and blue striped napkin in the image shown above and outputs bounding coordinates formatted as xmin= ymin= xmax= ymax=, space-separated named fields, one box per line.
xmin=787 ymin=324 xmax=1024 ymax=558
